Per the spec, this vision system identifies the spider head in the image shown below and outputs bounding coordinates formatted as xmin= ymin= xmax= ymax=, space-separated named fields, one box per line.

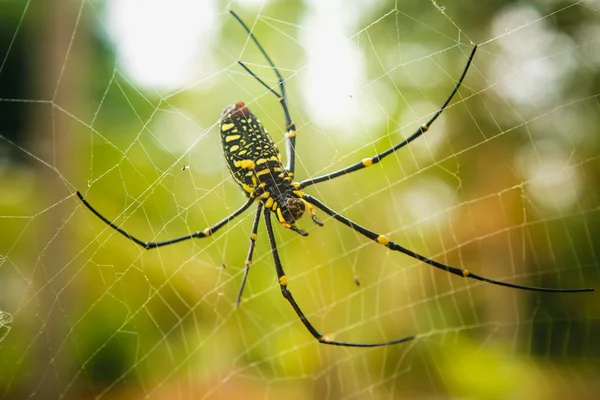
xmin=281 ymin=197 xmax=306 ymax=223
xmin=276 ymin=197 xmax=308 ymax=236
xmin=277 ymin=196 xmax=323 ymax=237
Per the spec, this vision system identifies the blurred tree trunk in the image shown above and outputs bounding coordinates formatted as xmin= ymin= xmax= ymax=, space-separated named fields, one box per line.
xmin=31 ymin=0 xmax=87 ymax=398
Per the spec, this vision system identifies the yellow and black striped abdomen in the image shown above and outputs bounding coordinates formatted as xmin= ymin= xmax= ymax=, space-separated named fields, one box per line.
xmin=220 ymin=101 xmax=284 ymax=196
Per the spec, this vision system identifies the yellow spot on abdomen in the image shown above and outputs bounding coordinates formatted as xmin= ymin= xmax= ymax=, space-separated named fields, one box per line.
xmin=225 ymin=134 xmax=241 ymax=142
xmin=279 ymin=275 xmax=288 ymax=286
xmin=222 ymin=123 xmax=235 ymax=131
xmin=377 ymin=235 xmax=389 ymax=245
xmin=229 ymin=145 xmax=240 ymax=152
xmin=234 ymin=159 xmax=255 ymax=170
xmin=256 ymin=169 xmax=271 ymax=177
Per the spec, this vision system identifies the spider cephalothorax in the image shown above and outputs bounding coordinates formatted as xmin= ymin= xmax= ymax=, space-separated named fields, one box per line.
xmin=76 ymin=10 xmax=593 ymax=349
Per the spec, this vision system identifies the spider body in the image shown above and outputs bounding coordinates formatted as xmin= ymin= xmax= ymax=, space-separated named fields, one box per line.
xmin=76 ymin=10 xmax=593 ymax=348
xmin=220 ymin=101 xmax=308 ymax=227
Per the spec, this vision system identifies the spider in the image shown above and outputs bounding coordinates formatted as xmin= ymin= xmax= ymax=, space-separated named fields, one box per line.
xmin=77 ymin=10 xmax=594 ymax=348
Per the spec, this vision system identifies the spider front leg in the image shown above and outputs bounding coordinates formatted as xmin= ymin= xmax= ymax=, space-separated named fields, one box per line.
xmin=303 ymin=194 xmax=595 ymax=293
xmin=264 ymin=207 xmax=415 ymax=347
xmin=231 ymin=10 xmax=298 ymax=175
xmin=76 ymin=191 xmax=255 ymax=249
xmin=236 ymin=61 xmax=297 ymax=175
xmin=298 ymin=44 xmax=478 ymax=190
xmin=236 ymin=203 xmax=263 ymax=306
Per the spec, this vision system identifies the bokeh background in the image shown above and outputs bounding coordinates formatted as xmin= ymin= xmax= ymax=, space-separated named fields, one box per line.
xmin=1 ymin=0 xmax=599 ymax=398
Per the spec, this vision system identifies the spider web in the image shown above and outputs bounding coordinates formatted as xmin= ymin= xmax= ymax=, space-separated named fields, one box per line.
xmin=1 ymin=0 xmax=599 ymax=398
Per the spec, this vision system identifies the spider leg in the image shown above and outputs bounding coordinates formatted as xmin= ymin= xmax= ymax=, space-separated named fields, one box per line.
xmin=298 ymin=45 xmax=478 ymax=190
xmin=230 ymin=10 xmax=298 ymax=175
xmin=76 ymin=191 xmax=255 ymax=250
xmin=236 ymin=203 xmax=263 ymax=306
xmin=303 ymin=194 xmax=595 ymax=293
xmin=264 ymin=207 xmax=416 ymax=347
xmin=237 ymin=61 xmax=281 ymax=98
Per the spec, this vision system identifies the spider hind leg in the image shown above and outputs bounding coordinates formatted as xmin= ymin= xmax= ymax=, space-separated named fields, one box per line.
xmin=264 ymin=207 xmax=416 ymax=347
xmin=303 ymin=194 xmax=595 ymax=294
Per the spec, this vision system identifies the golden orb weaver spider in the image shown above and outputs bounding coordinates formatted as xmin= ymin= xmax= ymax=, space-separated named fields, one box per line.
xmin=76 ymin=10 xmax=595 ymax=348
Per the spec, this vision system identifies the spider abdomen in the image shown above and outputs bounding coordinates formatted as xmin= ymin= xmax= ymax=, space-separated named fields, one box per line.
xmin=220 ymin=101 xmax=284 ymax=195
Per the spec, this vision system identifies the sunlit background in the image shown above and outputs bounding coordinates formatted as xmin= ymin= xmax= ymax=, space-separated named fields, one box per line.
xmin=1 ymin=0 xmax=599 ymax=398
